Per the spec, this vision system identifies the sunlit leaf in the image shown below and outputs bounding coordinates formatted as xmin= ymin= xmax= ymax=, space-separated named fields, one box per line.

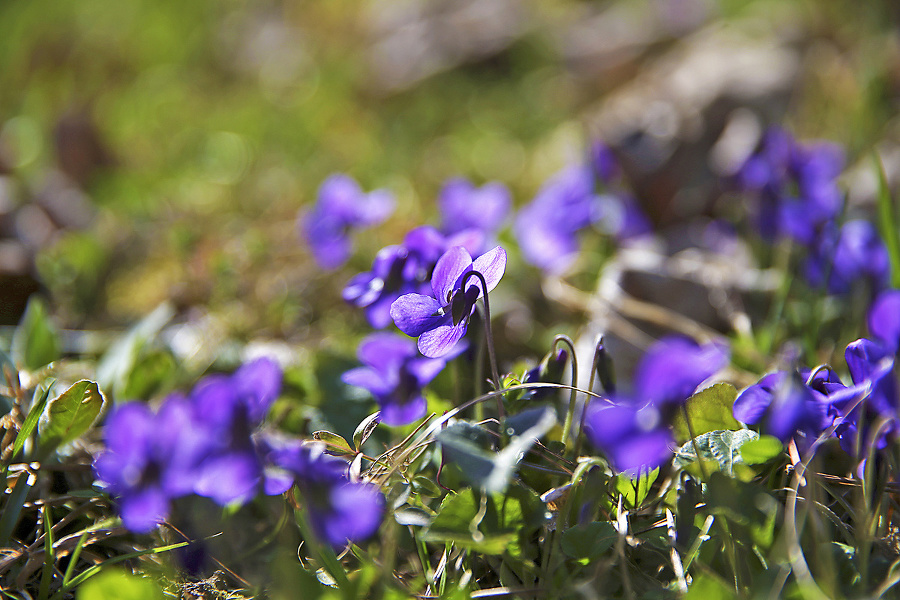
xmin=38 ymin=380 xmax=105 ymax=457
xmin=674 ymin=429 xmax=759 ymax=476
xmin=671 ymin=383 xmax=741 ymax=444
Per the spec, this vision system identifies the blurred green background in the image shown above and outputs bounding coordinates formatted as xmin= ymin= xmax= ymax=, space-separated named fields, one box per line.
xmin=0 ymin=0 xmax=898 ymax=346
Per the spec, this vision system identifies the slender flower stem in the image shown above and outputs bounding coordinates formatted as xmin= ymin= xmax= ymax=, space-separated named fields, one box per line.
xmin=554 ymin=335 xmax=579 ymax=452
xmin=461 ymin=270 xmax=503 ymax=417
xmin=573 ymin=336 xmax=611 ymax=459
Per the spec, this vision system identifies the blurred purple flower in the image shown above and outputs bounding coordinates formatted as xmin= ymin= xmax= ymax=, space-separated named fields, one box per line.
xmin=515 ymin=166 xmax=596 ymax=273
xmin=633 ymin=336 xmax=729 ymax=406
xmin=584 ymin=402 xmax=672 ymax=473
xmin=439 ymin=178 xmax=511 ymax=237
xmin=805 ymin=220 xmax=889 ymax=294
xmin=737 ymin=128 xmax=844 ymax=243
xmin=93 ymin=398 xmax=207 ymax=532
xmin=868 ymin=289 xmax=900 ymax=353
xmin=269 ymin=443 xmax=385 ymax=548
xmin=301 ymin=174 xmax=394 ymax=270
xmin=342 ymin=333 xmax=447 ymax=425
xmin=584 ymin=336 xmax=728 ymax=473
xmin=391 ymin=245 xmax=506 ymax=358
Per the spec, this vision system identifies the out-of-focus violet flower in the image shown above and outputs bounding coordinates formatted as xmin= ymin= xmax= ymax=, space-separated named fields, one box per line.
xmin=583 ymin=336 xmax=728 ymax=473
xmin=439 ymin=178 xmax=510 ymax=237
xmin=515 ymin=166 xmax=596 ymax=274
xmin=868 ymin=289 xmax=900 ymax=353
xmin=737 ymin=128 xmax=844 ymax=244
xmin=633 ymin=336 xmax=729 ymax=406
xmin=584 ymin=402 xmax=672 ymax=473
xmin=269 ymin=443 xmax=385 ymax=548
xmin=93 ymin=398 xmax=208 ymax=533
xmin=391 ymin=246 xmax=506 ymax=358
xmin=342 ymin=333 xmax=448 ymax=425
xmin=805 ymin=220 xmax=889 ymax=294
xmin=301 ymin=174 xmax=394 ymax=270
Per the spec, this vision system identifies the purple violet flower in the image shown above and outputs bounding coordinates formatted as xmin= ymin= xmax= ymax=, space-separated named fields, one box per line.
xmin=390 ymin=245 xmax=506 ymax=358
xmin=737 ymin=128 xmax=844 ymax=244
xmin=439 ymin=178 xmax=511 ymax=237
xmin=868 ymin=289 xmax=900 ymax=353
xmin=515 ymin=166 xmax=596 ymax=273
xmin=342 ymin=333 xmax=448 ymax=426
xmin=268 ymin=442 xmax=385 ymax=548
xmin=584 ymin=336 xmax=728 ymax=473
xmin=301 ymin=174 xmax=394 ymax=270
xmin=343 ymin=226 xmax=484 ymax=329
xmin=805 ymin=220 xmax=889 ymax=294
xmin=93 ymin=397 xmax=208 ymax=532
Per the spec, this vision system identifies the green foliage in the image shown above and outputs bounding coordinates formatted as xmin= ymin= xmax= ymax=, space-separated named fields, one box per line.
xmin=436 ymin=406 xmax=556 ymax=493
xmin=37 ymin=379 xmax=105 ymax=458
xmin=76 ymin=569 xmax=163 ymax=600
xmin=612 ymin=468 xmax=659 ymax=509
xmin=674 ymin=429 xmax=759 ymax=476
xmin=423 ymin=486 xmax=545 ymax=558
xmin=12 ymin=296 xmax=61 ymax=372
xmin=560 ymin=522 xmax=617 ymax=564
xmin=671 ymin=383 xmax=741 ymax=444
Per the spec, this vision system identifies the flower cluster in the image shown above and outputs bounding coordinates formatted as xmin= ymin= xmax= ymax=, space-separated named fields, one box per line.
xmin=343 ymin=177 xmax=509 ymax=328
xmin=583 ymin=336 xmax=729 ymax=472
xmin=94 ymin=358 xmax=384 ymax=544
xmin=737 ymin=128 xmax=889 ymax=295
xmin=734 ymin=289 xmax=900 ymax=455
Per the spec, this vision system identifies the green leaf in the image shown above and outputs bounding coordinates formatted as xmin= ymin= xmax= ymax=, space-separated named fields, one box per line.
xmin=75 ymin=568 xmax=163 ymax=600
xmin=96 ymin=303 xmax=174 ymax=400
xmin=560 ymin=522 xmax=617 ymax=563
xmin=671 ymin=383 xmax=741 ymax=444
xmin=423 ymin=486 xmax=545 ymax=557
xmin=38 ymin=380 xmax=105 ymax=457
xmin=674 ymin=429 xmax=759 ymax=476
xmin=312 ymin=430 xmax=356 ymax=458
xmin=739 ymin=435 xmax=784 ymax=464
xmin=121 ymin=349 xmax=176 ymax=400
xmin=353 ymin=411 xmax=381 ymax=450
xmin=612 ymin=468 xmax=659 ymax=509
xmin=875 ymin=154 xmax=900 ymax=288
xmin=12 ymin=296 xmax=61 ymax=371
xmin=684 ymin=574 xmax=735 ymax=599
xmin=437 ymin=406 xmax=556 ymax=493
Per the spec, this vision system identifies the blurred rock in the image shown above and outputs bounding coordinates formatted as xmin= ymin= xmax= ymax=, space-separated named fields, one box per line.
xmin=365 ymin=0 xmax=527 ymax=93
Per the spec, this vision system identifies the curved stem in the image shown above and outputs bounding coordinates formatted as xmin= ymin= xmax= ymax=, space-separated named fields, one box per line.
xmin=461 ymin=270 xmax=502 ymax=415
xmin=573 ymin=336 xmax=610 ymax=458
xmin=553 ymin=335 xmax=579 ymax=452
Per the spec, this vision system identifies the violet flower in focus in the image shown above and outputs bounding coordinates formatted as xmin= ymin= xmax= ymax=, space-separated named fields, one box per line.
xmin=342 ymin=333 xmax=448 ymax=425
xmin=301 ymin=173 xmax=394 ymax=270
xmin=343 ymin=226 xmax=484 ymax=328
xmin=390 ymin=245 xmax=506 ymax=358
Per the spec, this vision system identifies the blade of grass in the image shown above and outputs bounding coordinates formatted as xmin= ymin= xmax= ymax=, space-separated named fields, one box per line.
xmin=50 ymin=539 xmax=190 ymax=598
xmin=0 ymin=468 xmax=35 ymax=547
xmin=875 ymin=154 xmax=900 ymax=288
xmin=38 ymin=507 xmax=54 ymax=600
xmin=4 ymin=382 xmax=53 ymax=475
